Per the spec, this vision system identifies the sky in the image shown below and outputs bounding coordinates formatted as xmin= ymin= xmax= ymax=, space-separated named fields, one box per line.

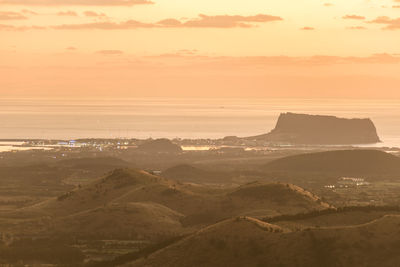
xmin=1 ymin=0 xmax=400 ymax=98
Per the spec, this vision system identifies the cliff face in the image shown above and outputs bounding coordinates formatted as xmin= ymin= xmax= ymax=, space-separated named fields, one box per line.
xmin=253 ymin=113 xmax=381 ymax=145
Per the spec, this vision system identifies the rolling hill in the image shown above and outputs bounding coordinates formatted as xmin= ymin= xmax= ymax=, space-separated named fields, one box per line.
xmin=5 ymin=168 xmax=330 ymax=240
xmin=264 ymin=149 xmax=400 ymax=177
xmin=223 ymin=182 xmax=330 ymax=217
xmin=162 ymin=164 xmax=233 ymax=184
xmin=33 ymin=168 xmax=171 ymax=217
xmin=137 ymin=139 xmax=182 ymax=153
xmin=125 ymin=215 xmax=400 ymax=267
xmin=48 ymin=202 xmax=186 ymax=240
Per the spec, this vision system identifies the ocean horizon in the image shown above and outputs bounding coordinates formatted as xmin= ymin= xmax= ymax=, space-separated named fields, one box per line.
xmin=0 ymin=98 xmax=399 ymax=148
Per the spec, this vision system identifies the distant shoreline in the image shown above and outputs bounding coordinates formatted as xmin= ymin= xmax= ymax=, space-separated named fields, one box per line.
xmin=0 ymin=139 xmax=399 ymax=153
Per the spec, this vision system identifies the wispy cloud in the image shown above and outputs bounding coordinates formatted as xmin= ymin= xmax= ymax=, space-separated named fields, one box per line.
xmin=53 ymin=14 xmax=283 ymax=30
xmin=0 ymin=23 xmax=45 ymax=30
xmin=369 ymin=16 xmax=400 ymax=30
xmin=53 ymin=20 xmax=153 ymax=29
xmin=0 ymin=0 xmax=154 ymax=6
xmin=96 ymin=49 xmax=124 ymax=55
xmin=347 ymin=26 xmax=367 ymax=30
xmin=343 ymin=15 xmax=365 ymax=20
xmin=177 ymin=14 xmax=283 ymax=28
xmin=21 ymin=9 xmax=38 ymax=15
xmin=148 ymin=53 xmax=400 ymax=66
xmin=0 ymin=11 xmax=27 ymax=20
xmin=57 ymin=10 xmax=78 ymax=16
xmin=300 ymin=26 xmax=315 ymax=30
xmin=84 ymin=11 xmax=107 ymax=17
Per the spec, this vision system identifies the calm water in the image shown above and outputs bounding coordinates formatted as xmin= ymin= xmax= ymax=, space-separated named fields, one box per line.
xmin=0 ymin=98 xmax=399 ymax=147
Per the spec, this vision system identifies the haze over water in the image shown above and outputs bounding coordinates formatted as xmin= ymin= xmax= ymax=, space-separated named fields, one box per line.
xmin=0 ymin=98 xmax=399 ymax=148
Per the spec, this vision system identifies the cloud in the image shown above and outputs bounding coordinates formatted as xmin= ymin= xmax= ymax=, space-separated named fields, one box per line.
xmin=323 ymin=3 xmax=334 ymax=7
xmin=347 ymin=26 xmax=367 ymax=30
xmin=157 ymin=18 xmax=182 ymax=26
xmin=0 ymin=11 xmax=27 ymax=20
xmin=369 ymin=16 xmax=400 ymax=30
xmin=53 ymin=20 xmax=153 ymax=29
xmin=57 ymin=10 xmax=78 ymax=16
xmin=0 ymin=13 xmax=283 ymax=31
xmin=96 ymin=49 xmax=124 ymax=55
xmin=0 ymin=23 xmax=45 ymax=30
xmin=151 ymin=49 xmax=202 ymax=58
xmin=300 ymin=27 xmax=315 ymax=30
xmin=66 ymin=46 xmax=77 ymax=50
xmin=84 ymin=11 xmax=106 ymax=17
xmin=53 ymin=13 xmax=283 ymax=30
xmin=0 ymin=24 xmax=16 ymax=30
xmin=343 ymin=15 xmax=365 ymax=20
xmin=0 ymin=0 xmax=154 ymax=6
xmin=3 ymin=53 xmax=399 ymax=99
xmin=21 ymin=9 xmax=38 ymax=15
xmin=180 ymin=14 xmax=283 ymax=28
xmin=148 ymin=53 xmax=400 ymax=66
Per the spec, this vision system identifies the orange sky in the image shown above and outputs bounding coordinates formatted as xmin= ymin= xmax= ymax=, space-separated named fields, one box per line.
xmin=1 ymin=0 xmax=400 ymax=98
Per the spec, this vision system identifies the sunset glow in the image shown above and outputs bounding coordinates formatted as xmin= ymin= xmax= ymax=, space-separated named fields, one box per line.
xmin=1 ymin=0 xmax=400 ymax=98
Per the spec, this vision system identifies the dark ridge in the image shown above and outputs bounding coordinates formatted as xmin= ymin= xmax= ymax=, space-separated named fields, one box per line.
xmin=137 ymin=139 xmax=182 ymax=153
xmin=263 ymin=205 xmax=400 ymax=223
xmin=264 ymin=150 xmax=400 ymax=176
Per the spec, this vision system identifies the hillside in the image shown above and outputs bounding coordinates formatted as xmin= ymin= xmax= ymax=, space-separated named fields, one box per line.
xmin=33 ymin=168 xmax=169 ymax=217
xmin=124 ymin=217 xmax=287 ymax=267
xmin=55 ymin=157 xmax=130 ymax=173
xmin=249 ymin=113 xmax=380 ymax=145
xmin=46 ymin=168 xmax=327 ymax=222
xmin=5 ymin=169 xmax=329 ymax=239
xmin=0 ymin=156 xmax=131 ymax=196
xmin=224 ymin=182 xmax=330 ymax=217
xmin=137 ymin=139 xmax=182 ymax=153
xmin=48 ymin=202 xmax=186 ymax=240
xmin=162 ymin=164 xmax=233 ymax=184
xmin=269 ymin=207 xmax=400 ymax=230
xmin=264 ymin=149 xmax=400 ymax=177
xmin=125 ymin=215 xmax=400 ymax=267
xmin=178 ymin=181 xmax=330 ymax=227
xmin=2 ymin=169 xmax=193 ymax=241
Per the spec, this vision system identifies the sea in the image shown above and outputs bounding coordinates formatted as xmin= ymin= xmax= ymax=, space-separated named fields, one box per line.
xmin=0 ymin=98 xmax=399 ymax=148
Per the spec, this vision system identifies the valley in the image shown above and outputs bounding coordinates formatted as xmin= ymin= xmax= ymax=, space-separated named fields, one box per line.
xmin=1 ymin=141 xmax=400 ymax=266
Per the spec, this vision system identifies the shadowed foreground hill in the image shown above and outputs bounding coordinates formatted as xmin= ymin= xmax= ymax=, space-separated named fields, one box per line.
xmin=264 ymin=150 xmax=400 ymax=178
xmin=125 ymin=215 xmax=400 ymax=267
